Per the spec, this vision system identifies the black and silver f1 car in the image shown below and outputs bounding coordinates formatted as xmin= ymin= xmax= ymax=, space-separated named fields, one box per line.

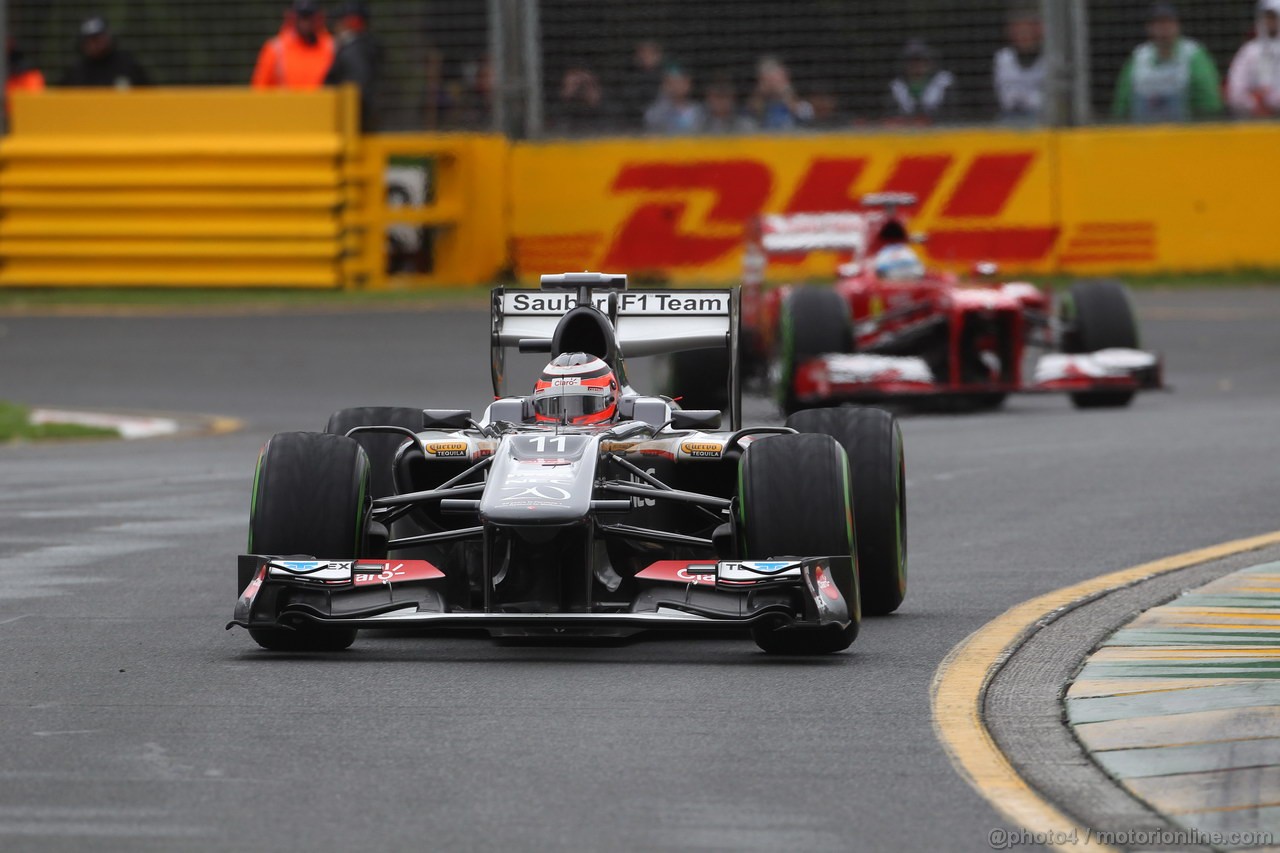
xmin=229 ymin=273 xmax=907 ymax=655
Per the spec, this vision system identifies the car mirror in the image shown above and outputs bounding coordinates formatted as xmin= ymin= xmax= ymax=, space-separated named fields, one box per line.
xmin=973 ymin=261 xmax=999 ymax=279
xmin=671 ymin=409 xmax=722 ymax=430
xmin=422 ymin=409 xmax=473 ymax=429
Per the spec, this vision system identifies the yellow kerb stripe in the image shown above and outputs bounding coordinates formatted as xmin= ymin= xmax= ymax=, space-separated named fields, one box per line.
xmin=930 ymin=530 xmax=1280 ymax=852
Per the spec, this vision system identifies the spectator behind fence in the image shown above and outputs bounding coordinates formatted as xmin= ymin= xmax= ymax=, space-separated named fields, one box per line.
xmin=451 ymin=54 xmax=493 ymax=128
xmin=60 ymin=16 xmax=149 ymax=88
xmin=703 ymin=76 xmax=757 ymax=133
xmin=748 ymin=56 xmax=813 ymax=129
xmin=1112 ymin=3 xmax=1221 ymax=122
xmin=644 ymin=66 xmax=705 ymax=134
xmin=7 ymin=39 xmax=45 ymax=96
xmin=1227 ymin=0 xmax=1280 ymax=118
xmin=888 ymin=39 xmax=957 ymax=124
xmin=324 ymin=1 xmax=381 ymax=130
xmin=808 ymin=87 xmax=846 ymax=128
xmin=555 ymin=66 xmax=613 ymax=134
xmin=994 ymin=1 xmax=1046 ymax=124
xmin=619 ymin=40 xmax=665 ymax=127
xmin=252 ymin=0 xmax=335 ymax=90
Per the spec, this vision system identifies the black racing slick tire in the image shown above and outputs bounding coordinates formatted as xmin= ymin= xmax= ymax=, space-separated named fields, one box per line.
xmin=739 ymin=433 xmax=860 ymax=654
xmin=786 ymin=407 xmax=907 ymax=616
xmin=663 ymin=349 xmax=731 ymax=412
xmin=777 ymin=287 xmax=852 ymax=415
xmin=325 ymin=406 xmax=423 ymax=499
xmin=246 ymin=431 xmax=369 ymax=652
xmin=1061 ymin=279 xmax=1139 ymax=409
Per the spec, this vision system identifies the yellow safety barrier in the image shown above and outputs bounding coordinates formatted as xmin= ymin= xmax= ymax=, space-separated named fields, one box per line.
xmin=1 ymin=88 xmax=358 ymax=287
xmin=2 ymin=95 xmax=1278 ymax=288
xmin=0 ymin=88 xmax=509 ymax=289
xmin=343 ymin=133 xmax=508 ymax=289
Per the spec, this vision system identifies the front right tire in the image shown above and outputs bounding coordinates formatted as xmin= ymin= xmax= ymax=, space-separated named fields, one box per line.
xmin=786 ymin=407 xmax=907 ymax=616
xmin=738 ymin=433 xmax=860 ymax=654
xmin=1061 ymin=279 xmax=1140 ymax=409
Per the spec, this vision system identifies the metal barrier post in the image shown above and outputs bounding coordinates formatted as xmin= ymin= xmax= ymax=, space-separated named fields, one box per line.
xmin=522 ymin=0 xmax=544 ymax=138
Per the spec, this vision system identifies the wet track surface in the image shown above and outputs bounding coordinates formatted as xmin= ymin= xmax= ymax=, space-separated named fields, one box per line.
xmin=1 ymin=288 xmax=1279 ymax=852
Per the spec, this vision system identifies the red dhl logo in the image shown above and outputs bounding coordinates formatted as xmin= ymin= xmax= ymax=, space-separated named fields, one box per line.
xmin=516 ymin=152 xmax=1155 ymax=272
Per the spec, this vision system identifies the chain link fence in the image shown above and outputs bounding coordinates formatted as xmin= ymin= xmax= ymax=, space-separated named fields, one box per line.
xmin=7 ymin=0 xmax=490 ymax=130
xmin=5 ymin=1 xmax=1275 ymax=134
xmin=1088 ymin=1 xmax=1264 ymax=122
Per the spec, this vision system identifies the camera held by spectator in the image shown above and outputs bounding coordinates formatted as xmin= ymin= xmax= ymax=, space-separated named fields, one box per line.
xmin=749 ymin=55 xmax=812 ymax=130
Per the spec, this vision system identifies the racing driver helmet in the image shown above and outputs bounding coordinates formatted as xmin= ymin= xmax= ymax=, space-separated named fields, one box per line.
xmin=874 ymin=244 xmax=925 ymax=281
xmin=532 ymin=352 xmax=620 ymax=425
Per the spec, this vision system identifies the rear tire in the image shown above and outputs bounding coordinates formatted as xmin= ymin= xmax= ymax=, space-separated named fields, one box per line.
xmin=325 ymin=407 xmax=423 ymax=499
xmin=739 ymin=433 xmax=860 ymax=654
xmin=246 ymin=431 xmax=368 ymax=652
xmin=786 ymin=407 xmax=907 ymax=616
xmin=1062 ymin=280 xmax=1139 ymax=409
xmin=777 ymin=287 xmax=852 ymax=415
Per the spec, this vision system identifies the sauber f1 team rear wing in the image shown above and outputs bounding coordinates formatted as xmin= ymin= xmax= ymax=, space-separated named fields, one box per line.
xmin=491 ymin=273 xmax=742 ymax=428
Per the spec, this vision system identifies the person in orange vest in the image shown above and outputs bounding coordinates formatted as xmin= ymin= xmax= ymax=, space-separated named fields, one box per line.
xmin=251 ymin=0 xmax=335 ymax=90
xmin=6 ymin=39 xmax=45 ymax=119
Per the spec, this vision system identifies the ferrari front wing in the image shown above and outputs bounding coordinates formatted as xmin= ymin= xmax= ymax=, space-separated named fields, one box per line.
xmin=790 ymin=347 xmax=1163 ymax=405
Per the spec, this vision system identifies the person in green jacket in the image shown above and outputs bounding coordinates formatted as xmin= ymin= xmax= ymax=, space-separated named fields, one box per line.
xmin=1112 ymin=3 xmax=1223 ymax=122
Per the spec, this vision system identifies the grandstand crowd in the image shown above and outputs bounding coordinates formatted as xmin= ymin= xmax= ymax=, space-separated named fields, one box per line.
xmin=7 ymin=0 xmax=1280 ymax=133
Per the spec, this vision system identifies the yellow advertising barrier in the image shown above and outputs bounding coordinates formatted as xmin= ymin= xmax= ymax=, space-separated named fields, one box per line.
xmin=1054 ymin=123 xmax=1280 ymax=274
xmin=1 ymin=88 xmax=356 ymax=287
xmin=510 ymin=130 xmax=1060 ymax=282
xmin=509 ymin=124 xmax=1280 ymax=282
xmin=1 ymin=98 xmax=1278 ymax=289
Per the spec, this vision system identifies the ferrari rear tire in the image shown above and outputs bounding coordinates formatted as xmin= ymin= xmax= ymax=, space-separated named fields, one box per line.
xmin=777 ymin=287 xmax=852 ymax=416
xmin=786 ymin=407 xmax=907 ymax=616
xmin=739 ymin=433 xmax=860 ymax=654
xmin=1062 ymin=280 xmax=1139 ymax=409
xmin=246 ymin=431 xmax=368 ymax=652
xmin=663 ymin=349 xmax=730 ymax=411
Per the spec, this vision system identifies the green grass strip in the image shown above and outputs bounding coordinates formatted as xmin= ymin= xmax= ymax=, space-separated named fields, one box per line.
xmin=0 ymin=401 xmax=119 ymax=442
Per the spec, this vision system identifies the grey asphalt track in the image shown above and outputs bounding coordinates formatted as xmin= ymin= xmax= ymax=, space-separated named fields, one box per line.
xmin=1 ymin=288 xmax=1278 ymax=853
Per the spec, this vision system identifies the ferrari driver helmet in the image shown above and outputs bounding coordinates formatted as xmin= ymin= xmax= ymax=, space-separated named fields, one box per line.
xmin=874 ymin=244 xmax=925 ymax=281
xmin=532 ymin=352 xmax=619 ymax=425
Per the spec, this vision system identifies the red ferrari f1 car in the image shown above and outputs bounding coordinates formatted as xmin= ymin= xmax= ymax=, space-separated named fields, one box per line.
xmin=669 ymin=193 xmax=1163 ymax=414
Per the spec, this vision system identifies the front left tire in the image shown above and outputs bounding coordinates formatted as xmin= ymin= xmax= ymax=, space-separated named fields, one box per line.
xmin=246 ymin=431 xmax=369 ymax=652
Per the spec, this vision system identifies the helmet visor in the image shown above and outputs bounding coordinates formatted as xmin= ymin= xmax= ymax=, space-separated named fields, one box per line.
xmin=532 ymin=390 xmax=613 ymax=422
